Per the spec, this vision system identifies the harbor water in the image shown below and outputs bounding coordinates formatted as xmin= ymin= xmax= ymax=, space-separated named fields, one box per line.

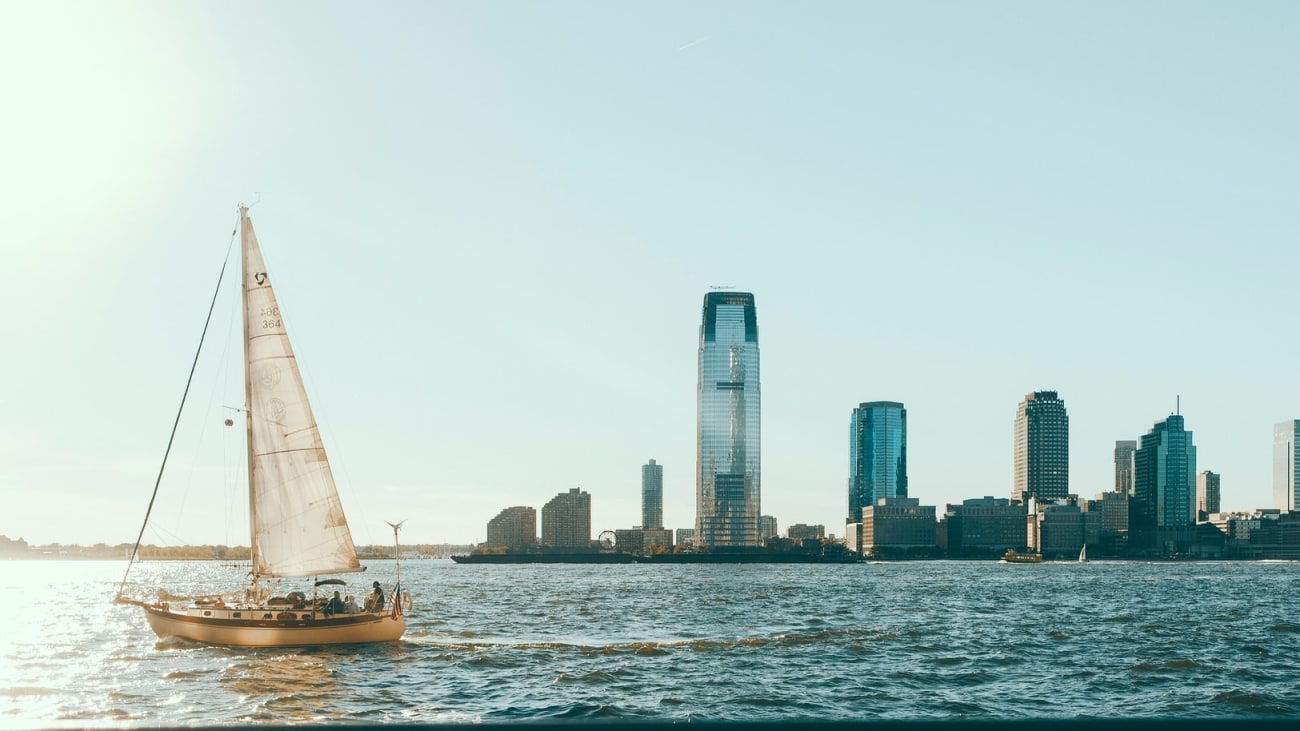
xmin=2 ymin=558 xmax=1299 ymax=726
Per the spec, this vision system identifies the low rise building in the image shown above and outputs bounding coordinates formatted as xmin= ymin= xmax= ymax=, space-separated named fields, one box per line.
xmin=614 ymin=528 xmax=673 ymax=554
xmin=787 ymin=524 xmax=825 ymax=541
xmin=943 ymin=496 xmax=1026 ymax=558
xmin=861 ymin=497 xmax=938 ymax=558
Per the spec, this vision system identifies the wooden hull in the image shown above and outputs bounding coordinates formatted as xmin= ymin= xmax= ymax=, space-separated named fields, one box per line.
xmin=142 ymin=605 xmax=404 ymax=647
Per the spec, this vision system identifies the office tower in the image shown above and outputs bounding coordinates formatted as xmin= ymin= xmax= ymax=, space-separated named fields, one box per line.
xmin=1114 ymin=440 xmax=1137 ymax=495
xmin=1131 ymin=415 xmax=1197 ymax=549
xmin=642 ymin=459 xmax=664 ymax=530
xmin=696 ymin=291 xmax=762 ymax=548
xmin=541 ymin=488 xmax=591 ymax=548
xmin=760 ymin=515 xmax=779 ymax=540
xmin=1197 ymin=470 xmax=1221 ymax=518
xmin=848 ymin=401 xmax=908 ymax=521
xmin=1012 ymin=391 xmax=1069 ymax=503
xmin=486 ymin=506 xmax=537 ymax=549
xmin=1274 ymin=421 xmax=1300 ymax=512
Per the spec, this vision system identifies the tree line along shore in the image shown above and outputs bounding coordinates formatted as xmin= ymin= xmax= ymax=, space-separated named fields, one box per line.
xmin=0 ymin=535 xmax=472 ymax=560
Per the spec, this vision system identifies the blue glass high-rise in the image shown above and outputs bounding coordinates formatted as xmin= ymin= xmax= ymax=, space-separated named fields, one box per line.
xmin=1131 ymin=414 xmax=1197 ymax=550
xmin=696 ymin=291 xmax=761 ymax=548
xmin=848 ymin=401 xmax=908 ymax=521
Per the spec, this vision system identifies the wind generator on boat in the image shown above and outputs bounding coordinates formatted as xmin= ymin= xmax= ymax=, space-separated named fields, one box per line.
xmin=114 ymin=205 xmax=411 ymax=647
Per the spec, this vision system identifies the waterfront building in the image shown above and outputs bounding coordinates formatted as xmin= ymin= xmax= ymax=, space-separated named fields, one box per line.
xmin=1114 ymin=440 xmax=1137 ymax=495
xmin=675 ymin=528 xmax=696 ymax=547
xmin=485 ymin=506 xmax=536 ymax=549
xmin=860 ymin=497 xmax=938 ymax=558
xmin=1240 ymin=513 xmax=1300 ymax=559
xmin=787 ymin=524 xmax=825 ymax=541
xmin=644 ymin=529 xmax=673 ymax=551
xmin=1197 ymin=470 xmax=1221 ymax=520
xmin=1274 ymin=420 xmax=1300 ymax=512
xmin=1208 ymin=509 xmax=1281 ymax=543
xmin=760 ymin=515 xmax=779 ymax=541
xmin=845 ymin=522 xmax=862 ymax=554
xmin=1131 ymin=415 xmax=1197 ymax=552
xmin=642 ymin=459 xmax=664 ymax=530
xmin=696 ymin=291 xmax=762 ymax=548
xmin=848 ymin=401 xmax=908 ymax=526
xmin=541 ymin=488 xmax=591 ymax=548
xmin=614 ymin=528 xmax=673 ymax=554
xmin=1013 ymin=391 xmax=1069 ymax=503
xmin=1028 ymin=500 xmax=1099 ymax=559
xmin=1084 ymin=490 xmax=1129 ymax=548
xmin=943 ymin=496 xmax=1027 ymax=558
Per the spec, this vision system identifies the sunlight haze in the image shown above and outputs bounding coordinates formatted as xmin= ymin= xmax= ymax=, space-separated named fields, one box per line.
xmin=2 ymin=0 xmax=1297 ymax=547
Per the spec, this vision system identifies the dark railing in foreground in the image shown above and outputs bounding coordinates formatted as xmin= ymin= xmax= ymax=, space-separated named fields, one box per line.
xmin=113 ymin=721 xmax=1300 ymax=731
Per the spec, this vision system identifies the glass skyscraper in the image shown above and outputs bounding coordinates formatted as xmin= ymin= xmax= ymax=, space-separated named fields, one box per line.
xmin=1131 ymin=414 xmax=1197 ymax=549
xmin=1274 ymin=420 xmax=1299 ymax=513
xmin=848 ymin=401 xmax=908 ymax=521
xmin=1114 ymin=440 xmax=1137 ymax=495
xmin=1013 ymin=391 xmax=1069 ymax=503
xmin=642 ymin=459 xmax=664 ymax=530
xmin=696 ymin=291 xmax=761 ymax=548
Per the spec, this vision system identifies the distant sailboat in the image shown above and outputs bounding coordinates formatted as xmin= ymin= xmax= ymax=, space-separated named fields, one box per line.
xmin=1078 ymin=544 xmax=1088 ymax=563
xmin=115 ymin=206 xmax=410 ymax=646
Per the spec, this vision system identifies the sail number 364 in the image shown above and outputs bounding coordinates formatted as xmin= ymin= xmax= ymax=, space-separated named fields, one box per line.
xmin=260 ymin=306 xmax=281 ymax=329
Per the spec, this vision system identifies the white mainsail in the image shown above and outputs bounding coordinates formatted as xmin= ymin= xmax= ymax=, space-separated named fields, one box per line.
xmin=241 ymin=207 xmax=362 ymax=578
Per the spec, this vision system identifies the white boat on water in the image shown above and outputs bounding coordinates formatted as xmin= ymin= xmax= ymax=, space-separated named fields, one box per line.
xmin=115 ymin=206 xmax=410 ymax=647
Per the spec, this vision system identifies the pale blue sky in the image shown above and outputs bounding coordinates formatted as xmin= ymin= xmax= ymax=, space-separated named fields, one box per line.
xmin=2 ymin=1 xmax=1297 ymax=546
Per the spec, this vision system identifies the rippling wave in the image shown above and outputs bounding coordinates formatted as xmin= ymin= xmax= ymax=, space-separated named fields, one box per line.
xmin=2 ymin=559 xmax=1299 ymax=726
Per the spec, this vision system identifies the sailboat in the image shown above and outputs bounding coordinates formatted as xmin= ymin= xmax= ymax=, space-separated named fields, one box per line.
xmin=1078 ymin=543 xmax=1088 ymax=563
xmin=115 ymin=206 xmax=409 ymax=646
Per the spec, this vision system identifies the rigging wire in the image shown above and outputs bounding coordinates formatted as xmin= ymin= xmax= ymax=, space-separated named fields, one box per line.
xmin=114 ymin=215 xmax=240 ymax=601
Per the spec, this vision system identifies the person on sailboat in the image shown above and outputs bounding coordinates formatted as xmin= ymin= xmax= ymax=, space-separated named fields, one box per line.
xmin=343 ymin=595 xmax=360 ymax=613
xmin=368 ymin=581 xmax=386 ymax=612
xmin=325 ymin=591 xmax=345 ymax=616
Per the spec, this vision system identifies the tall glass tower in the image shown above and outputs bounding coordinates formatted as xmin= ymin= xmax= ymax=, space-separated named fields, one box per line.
xmin=848 ymin=401 xmax=908 ymax=521
xmin=696 ymin=291 xmax=761 ymax=548
xmin=1013 ymin=391 xmax=1069 ymax=503
xmin=642 ymin=459 xmax=664 ymax=530
xmin=1274 ymin=420 xmax=1300 ymax=512
xmin=1131 ymin=414 xmax=1197 ymax=548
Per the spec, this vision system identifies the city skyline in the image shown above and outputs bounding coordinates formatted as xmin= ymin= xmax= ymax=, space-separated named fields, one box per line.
xmin=4 ymin=2 xmax=1298 ymax=547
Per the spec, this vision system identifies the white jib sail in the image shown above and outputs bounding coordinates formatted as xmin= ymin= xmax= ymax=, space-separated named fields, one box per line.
xmin=241 ymin=207 xmax=363 ymax=578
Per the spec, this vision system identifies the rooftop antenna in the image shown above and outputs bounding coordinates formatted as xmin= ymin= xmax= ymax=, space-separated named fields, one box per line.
xmin=1177 ymin=395 xmax=1181 ymax=416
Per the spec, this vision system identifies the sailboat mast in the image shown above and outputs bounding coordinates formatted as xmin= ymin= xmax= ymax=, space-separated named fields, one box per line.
xmin=239 ymin=205 xmax=259 ymax=579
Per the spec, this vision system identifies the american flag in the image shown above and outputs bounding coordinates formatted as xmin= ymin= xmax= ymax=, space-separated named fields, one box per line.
xmin=390 ymin=582 xmax=403 ymax=620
